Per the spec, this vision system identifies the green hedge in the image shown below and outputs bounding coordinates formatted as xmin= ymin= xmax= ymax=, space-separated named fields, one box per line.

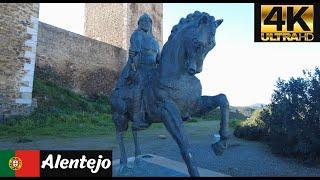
xmin=234 ymin=109 xmax=268 ymax=140
xmin=235 ymin=67 xmax=320 ymax=160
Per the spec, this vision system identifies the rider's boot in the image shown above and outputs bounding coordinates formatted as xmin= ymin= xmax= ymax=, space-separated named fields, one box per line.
xmin=132 ymin=93 xmax=149 ymax=131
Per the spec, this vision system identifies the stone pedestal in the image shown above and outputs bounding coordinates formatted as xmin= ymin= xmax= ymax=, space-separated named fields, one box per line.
xmin=112 ymin=154 xmax=230 ymax=177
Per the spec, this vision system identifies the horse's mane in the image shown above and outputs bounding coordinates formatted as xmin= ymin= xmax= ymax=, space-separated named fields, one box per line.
xmin=160 ymin=11 xmax=216 ymax=63
xmin=167 ymin=11 xmax=216 ymax=41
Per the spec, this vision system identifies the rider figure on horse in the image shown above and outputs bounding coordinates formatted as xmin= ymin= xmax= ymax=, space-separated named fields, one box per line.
xmin=125 ymin=13 xmax=161 ymax=131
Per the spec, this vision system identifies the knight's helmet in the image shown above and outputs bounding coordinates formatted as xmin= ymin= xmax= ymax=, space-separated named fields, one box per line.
xmin=138 ymin=13 xmax=153 ymax=35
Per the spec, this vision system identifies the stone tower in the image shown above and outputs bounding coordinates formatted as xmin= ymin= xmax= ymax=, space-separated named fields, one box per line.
xmin=0 ymin=3 xmax=40 ymax=121
xmin=84 ymin=3 xmax=163 ymax=50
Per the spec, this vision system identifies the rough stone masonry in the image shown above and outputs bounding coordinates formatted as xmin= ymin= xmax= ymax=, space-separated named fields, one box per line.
xmin=0 ymin=3 xmax=39 ymax=121
xmin=84 ymin=3 xmax=163 ymax=50
xmin=0 ymin=3 xmax=163 ymax=120
xmin=36 ymin=22 xmax=127 ymax=97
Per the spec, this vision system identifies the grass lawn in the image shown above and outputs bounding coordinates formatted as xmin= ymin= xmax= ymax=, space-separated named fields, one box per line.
xmin=0 ymin=78 xmax=243 ymax=140
xmin=0 ymin=78 xmax=115 ymax=139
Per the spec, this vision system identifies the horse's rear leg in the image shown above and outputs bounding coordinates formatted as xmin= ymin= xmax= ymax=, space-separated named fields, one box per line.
xmin=161 ymin=101 xmax=199 ymax=177
xmin=113 ymin=113 xmax=129 ymax=174
xmin=117 ymin=131 xmax=127 ymax=167
xmin=132 ymin=130 xmax=142 ymax=164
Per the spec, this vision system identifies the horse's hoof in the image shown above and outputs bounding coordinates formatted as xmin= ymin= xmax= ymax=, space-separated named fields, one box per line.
xmin=117 ymin=164 xmax=131 ymax=176
xmin=134 ymin=156 xmax=142 ymax=166
xmin=220 ymin=130 xmax=232 ymax=140
xmin=190 ymin=167 xmax=200 ymax=177
xmin=212 ymin=141 xmax=225 ymax=156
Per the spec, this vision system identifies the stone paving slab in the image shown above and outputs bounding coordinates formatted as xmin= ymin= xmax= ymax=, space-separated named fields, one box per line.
xmin=112 ymin=154 xmax=230 ymax=177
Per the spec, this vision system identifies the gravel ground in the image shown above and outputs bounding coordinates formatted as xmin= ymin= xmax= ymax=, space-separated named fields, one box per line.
xmin=0 ymin=120 xmax=319 ymax=176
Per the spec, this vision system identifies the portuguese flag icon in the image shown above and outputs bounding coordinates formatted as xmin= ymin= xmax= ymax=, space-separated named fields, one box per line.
xmin=0 ymin=150 xmax=40 ymax=177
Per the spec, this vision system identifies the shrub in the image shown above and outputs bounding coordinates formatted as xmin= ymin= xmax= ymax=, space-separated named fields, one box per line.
xmin=235 ymin=67 xmax=320 ymax=160
xmin=265 ymin=67 xmax=320 ymax=159
xmin=234 ymin=109 xmax=268 ymax=140
xmin=229 ymin=119 xmax=242 ymax=128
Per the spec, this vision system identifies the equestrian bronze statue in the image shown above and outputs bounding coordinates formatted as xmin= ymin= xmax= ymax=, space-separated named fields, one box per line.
xmin=110 ymin=11 xmax=229 ymax=177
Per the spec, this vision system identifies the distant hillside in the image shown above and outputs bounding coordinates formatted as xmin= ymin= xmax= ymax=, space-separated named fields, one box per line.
xmin=249 ymin=103 xmax=266 ymax=109
xmin=230 ymin=106 xmax=261 ymax=118
xmin=203 ymin=106 xmax=256 ymax=121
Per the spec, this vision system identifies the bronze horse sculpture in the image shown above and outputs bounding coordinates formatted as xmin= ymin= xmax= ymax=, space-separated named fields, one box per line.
xmin=110 ymin=11 xmax=229 ymax=177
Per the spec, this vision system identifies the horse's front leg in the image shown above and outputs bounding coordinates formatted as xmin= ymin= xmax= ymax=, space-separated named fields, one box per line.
xmin=192 ymin=94 xmax=230 ymax=155
xmin=217 ymin=94 xmax=230 ymax=140
xmin=160 ymin=100 xmax=200 ymax=177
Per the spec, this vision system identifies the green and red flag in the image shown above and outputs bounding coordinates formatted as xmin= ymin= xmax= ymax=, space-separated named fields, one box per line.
xmin=0 ymin=150 xmax=40 ymax=177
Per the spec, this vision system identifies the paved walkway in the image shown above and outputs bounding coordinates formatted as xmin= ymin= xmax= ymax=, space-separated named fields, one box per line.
xmin=0 ymin=120 xmax=319 ymax=176
xmin=113 ymin=154 xmax=229 ymax=177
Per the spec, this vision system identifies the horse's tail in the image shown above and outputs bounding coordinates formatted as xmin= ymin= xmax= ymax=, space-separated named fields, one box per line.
xmin=110 ymin=88 xmax=127 ymax=115
xmin=110 ymin=87 xmax=130 ymax=132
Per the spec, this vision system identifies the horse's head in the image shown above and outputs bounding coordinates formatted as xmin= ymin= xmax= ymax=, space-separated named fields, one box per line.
xmin=160 ymin=11 xmax=223 ymax=77
xmin=182 ymin=13 xmax=223 ymax=75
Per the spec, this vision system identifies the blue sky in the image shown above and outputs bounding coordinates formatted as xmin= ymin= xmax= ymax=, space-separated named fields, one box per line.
xmin=39 ymin=3 xmax=320 ymax=106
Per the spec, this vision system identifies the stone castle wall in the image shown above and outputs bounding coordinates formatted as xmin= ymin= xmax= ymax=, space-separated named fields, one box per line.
xmin=84 ymin=3 xmax=163 ymax=50
xmin=0 ymin=3 xmax=39 ymax=120
xmin=84 ymin=3 xmax=128 ymax=50
xmin=36 ymin=22 xmax=127 ymax=97
xmin=1 ymin=3 xmax=163 ymax=120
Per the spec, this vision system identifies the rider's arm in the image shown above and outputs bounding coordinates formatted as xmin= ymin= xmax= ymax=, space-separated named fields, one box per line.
xmin=128 ymin=50 xmax=137 ymax=71
xmin=156 ymin=52 xmax=161 ymax=65
xmin=155 ymin=43 xmax=161 ymax=66
xmin=128 ymin=31 xmax=141 ymax=71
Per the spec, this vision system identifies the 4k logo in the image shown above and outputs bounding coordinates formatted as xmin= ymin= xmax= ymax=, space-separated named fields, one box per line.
xmin=255 ymin=4 xmax=320 ymax=42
